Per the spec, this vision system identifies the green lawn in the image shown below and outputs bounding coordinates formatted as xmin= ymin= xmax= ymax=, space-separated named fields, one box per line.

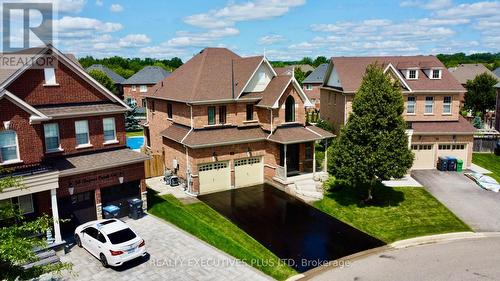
xmin=147 ymin=190 xmax=296 ymax=281
xmin=126 ymin=130 xmax=144 ymax=137
xmin=472 ymin=153 xmax=500 ymax=182
xmin=313 ymin=183 xmax=471 ymax=243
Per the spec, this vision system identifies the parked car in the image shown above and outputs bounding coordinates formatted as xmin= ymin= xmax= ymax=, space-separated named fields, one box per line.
xmin=464 ymin=172 xmax=500 ymax=192
xmin=74 ymin=219 xmax=146 ymax=267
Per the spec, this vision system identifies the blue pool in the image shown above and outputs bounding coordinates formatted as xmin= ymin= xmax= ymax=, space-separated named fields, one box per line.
xmin=126 ymin=136 xmax=144 ymax=150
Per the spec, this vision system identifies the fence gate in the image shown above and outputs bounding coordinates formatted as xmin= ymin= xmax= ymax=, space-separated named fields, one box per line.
xmin=143 ymin=150 xmax=165 ymax=178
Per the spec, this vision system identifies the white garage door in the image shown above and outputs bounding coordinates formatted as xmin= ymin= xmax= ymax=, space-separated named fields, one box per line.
xmin=234 ymin=157 xmax=263 ymax=188
xmin=411 ymin=144 xmax=436 ymax=170
xmin=437 ymin=143 xmax=468 ymax=165
xmin=198 ymin=161 xmax=231 ymax=194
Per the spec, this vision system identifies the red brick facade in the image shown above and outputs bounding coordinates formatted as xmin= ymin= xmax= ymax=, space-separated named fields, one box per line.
xmin=123 ymin=84 xmax=154 ymax=108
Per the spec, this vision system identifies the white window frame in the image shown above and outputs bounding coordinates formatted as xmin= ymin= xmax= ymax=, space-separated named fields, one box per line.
xmin=43 ymin=68 xmax=57 ymax=86
xmin=407 ymin=69 xmax=418 ymax=80
xmin=431 ymin=69 xmax=442 ymax=79
xmin=139 ymin=85 xmax=147 ymax=93
xmin=305 ymin=84 xmax=313 ymax=91
xmin=425 ymin=96 xmax=434 ymax=114
xmin=407 ymin=96 xmax=416 ymax=114
xmin=131 ymin=85 xmax=137 ymax=91
xmin=102 ymin=117 xmax=117 ymax=144
xmin=75 ymin=120 xmax=91 ymax=148
xmin=443 ymin=96 xmax=452 ymax=115
xmin=0 ymin=130 xmax=21 ymax=165
xmin=43 ymin=123 xmax=61 ymax=152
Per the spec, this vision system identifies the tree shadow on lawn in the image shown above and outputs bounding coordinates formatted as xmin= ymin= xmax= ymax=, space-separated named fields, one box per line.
xmin=326 ymin=181 xmax=405 ymax=208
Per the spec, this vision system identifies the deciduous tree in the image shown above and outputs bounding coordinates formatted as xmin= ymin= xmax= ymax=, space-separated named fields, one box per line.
xmin=464 ymin=73 xmax=498 ymax=122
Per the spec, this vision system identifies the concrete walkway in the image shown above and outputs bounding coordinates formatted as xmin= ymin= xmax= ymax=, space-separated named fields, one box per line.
xmin=146 ymin=176 xmax=199 ymax=204
xmin=53 ymin=214 xmax=271 ymax=281
xmin=305 ymin=234 xmax=500 ymax=281
xmin=382 ymin=174 xmax=422 ymax=187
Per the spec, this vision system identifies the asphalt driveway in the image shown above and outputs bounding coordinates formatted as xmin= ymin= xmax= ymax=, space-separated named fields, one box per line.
xmin=412 ymin=170 xmax=500 ymax=232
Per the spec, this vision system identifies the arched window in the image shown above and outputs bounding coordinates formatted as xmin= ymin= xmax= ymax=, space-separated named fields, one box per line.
xmin=0 ymin=130 xmax=19 ymax=163
xmin=285 ymin=96 xmax=295 ymax=122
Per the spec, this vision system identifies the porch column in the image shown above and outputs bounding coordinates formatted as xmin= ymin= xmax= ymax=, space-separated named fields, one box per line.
xmin=313 ymin=141 xmax=316 ymax=177
xmin=323 ymin=139 xmax=328 ymax=172
xmin=50 ymin=189 xmax=62 ymax=244
xmin=284 ymin=144 xmax=287 ymax=179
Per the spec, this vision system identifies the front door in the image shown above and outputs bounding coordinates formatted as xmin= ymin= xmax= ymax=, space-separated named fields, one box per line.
xmin=281 ymin=144 xmax=299 ymax=176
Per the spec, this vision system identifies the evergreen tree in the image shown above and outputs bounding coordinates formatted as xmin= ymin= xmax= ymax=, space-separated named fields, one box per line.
xmin=125 ymin=100 xmax=141 ymax=131
xmin=328 ymin=64 xmax=414 ymax=201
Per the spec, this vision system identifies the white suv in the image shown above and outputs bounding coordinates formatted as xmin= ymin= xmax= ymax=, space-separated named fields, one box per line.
xmin=74 ymin=219 xmax=147 ymax=267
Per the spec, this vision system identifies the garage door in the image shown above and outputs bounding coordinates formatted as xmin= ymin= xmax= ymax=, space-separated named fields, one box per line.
xmin=198 ymin=161 xmax=231 ymax=194
xmin=58 ymin=191 xmax=96 ymax=236
xmin=411 ymin=144 xmax=436 ymax=170
xmin=234 ymin=157 xmax=263 ymax=188
xmin=437 ymin=143 xmax=468 ymax=165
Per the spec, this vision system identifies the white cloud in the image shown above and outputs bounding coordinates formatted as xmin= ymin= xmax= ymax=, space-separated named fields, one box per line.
xmin=288 ymin=41 xmax=317 ymax=50
xmin=110 ymin=4 xmax=123 ymax=12
xmin=435 ymin=1 xmax=500 ymax=18
xmin=415 ymin=18 xmax=470 ymax=26
xmin=54 ymin=16 xmax=122 ymax=38
xmin=258 ymin=35 xmax=286 ymax=45
xmin=119 ymin=34 xmax=151 ymax=47
xmin=165 ymin=28 xmax=240 ymax=47
xmin=184 ymin=0 xmax=306 ymax=28
xmin=96 ymin=0 xmax=103 ymax=6
xmin=400 ymin=0 xmax=452 ymax=10
xmin=55 ymin=0 xmax=87 ymax=13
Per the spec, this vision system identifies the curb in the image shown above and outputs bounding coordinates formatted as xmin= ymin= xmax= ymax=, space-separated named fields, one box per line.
xmin=296 ymin=231 xmax=500 ymax=280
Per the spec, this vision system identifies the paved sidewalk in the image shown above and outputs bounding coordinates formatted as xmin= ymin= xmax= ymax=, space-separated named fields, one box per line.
xmin=146 ymin=176 xmax=199 ymax=204
xmin=54 ymin=215 xmax=271 ymax=281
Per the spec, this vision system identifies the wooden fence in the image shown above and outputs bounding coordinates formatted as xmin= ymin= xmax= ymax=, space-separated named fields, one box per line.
xmin=144 ymin=152 xmax=165 ymax=178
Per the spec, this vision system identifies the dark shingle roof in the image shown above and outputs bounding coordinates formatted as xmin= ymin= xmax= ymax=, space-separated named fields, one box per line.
xmin=494 ymin=67 xmax=500 ymax=78
xmin=268 ymin=124 xmax=335 ymax=144
xmin=86 ymin=64 xmax=125 ymax=84
xmin=122 ymin=66 xmax=171 ymax=85
xmin=36 ymin=103 xmax=127 ymax=118
xmin=411 ymin=116 xmax=476 ymax=134
xmin=303 ymin=63 xmax=328 ymax=84
xmin=448 ymin=64 xmax=496 ymax=84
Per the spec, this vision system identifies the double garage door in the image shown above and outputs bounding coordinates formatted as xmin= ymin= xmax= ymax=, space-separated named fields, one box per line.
xmin=411 ymin=143 xmax=468 ymax=170
xmin=198 ymin=157 xmax=263 ymax=194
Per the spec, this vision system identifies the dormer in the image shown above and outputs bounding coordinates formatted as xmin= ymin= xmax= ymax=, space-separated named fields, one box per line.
xmin=424 ymin=68 xmax=443 ymax=80
xmin=397 ymin=62 xmax=419 ymax=80
xmin=405 ymin=69 xmax=419 ymax=80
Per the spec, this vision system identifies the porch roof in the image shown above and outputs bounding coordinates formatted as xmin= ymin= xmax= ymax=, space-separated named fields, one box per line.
xmin=51 ymin=148 xmax=150 ymax=177
xmin=268 ymin=124 xmax=335 ymax=144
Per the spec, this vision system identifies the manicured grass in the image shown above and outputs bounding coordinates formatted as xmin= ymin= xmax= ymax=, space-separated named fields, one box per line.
xmin=126 ymin=130 xmax=144 ymax=137
xmin=313 ymin=183 xmax=471 ymax=243
xmin=147 ymin=190 xmax=296 ymax=281
xmin=472 ymin=153 xmax=500 ymax=182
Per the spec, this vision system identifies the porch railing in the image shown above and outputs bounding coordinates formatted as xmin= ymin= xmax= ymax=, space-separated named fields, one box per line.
xmin=276 ymin=165 xmax=286 ymax=181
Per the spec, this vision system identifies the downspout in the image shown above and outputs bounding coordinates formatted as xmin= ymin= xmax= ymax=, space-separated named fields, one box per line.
xmin=267 ymin=108 xmax=273 ymax=139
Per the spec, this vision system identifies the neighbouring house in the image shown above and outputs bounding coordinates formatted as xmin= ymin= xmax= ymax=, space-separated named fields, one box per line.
xmin=144 ymin=48 xmax=334 ymax=196
xmin=449 ymin=63 xmax=497 ymax=102
xmin=493 ymin=67 xmax=500 ymax=79
xmin=0 ymin=45 xmax=149 ymax=243
xmin=321 ymin=56 xmax=475 ymax=170
xmin=303 ymin=63 xmax=328 ymax=110
xmin=86 ymin=64 xmax=126 ymax=97
xmin=291 ymin=64 xmax=314 ymax=73
xmin=122 ymin=66 xmax=170 ymax=109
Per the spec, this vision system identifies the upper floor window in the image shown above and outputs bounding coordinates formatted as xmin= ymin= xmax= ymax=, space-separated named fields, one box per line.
xmin=43 ymin=68 xmax=57 ymax=85
xmin=131 ymin=85 xmax=136 ymax=91
xmin=285 ymin=96 xmax=295 ymax=123
xmin=407 ymin=69 xmax=418 ymax=80
xmin=425 ymin=96 xmax=434 ymax=114
xmin=103 ymin=118 xmax=116 ymax=143
xmin=208 ymin=106 xmax=216 ymax=125
xmin=305 ymin=84 xmax=313 ymax=91
xmin=443 ymin=96 xmax=452 ymax=114
xmin=407 ymin=96 xmax=416 ymax=114
xmin=75 ymin=120 xmax=90 ymax=147
xmin=0 ymin=130 xmax=19 ymax=164
xmin=140 ymin=85 xmax=147 ymax=93
xmin=431 ymin=69 xmax=442 ymax=79
xmin=219 ymin=106 xmax=227 ymax=124
xmin=246 ymin=104 xmax=254 ymax=121
xmin=44 ymin=123 xmax=60 ymax=152
xmin=167 ymin=103 xmax=173 ymax=119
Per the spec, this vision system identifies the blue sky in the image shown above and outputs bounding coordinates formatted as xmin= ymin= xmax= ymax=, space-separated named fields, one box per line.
xmin=2 ymin=0 xmax=500 ymax=60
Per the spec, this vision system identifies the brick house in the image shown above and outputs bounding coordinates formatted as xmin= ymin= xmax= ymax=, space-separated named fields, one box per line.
xmin=144 ymin=48 xmax=334 ymax=195
xmin=0 ymin=45 xmax=148 ymax=242
xmin=122 ymin=66 xmax=170 ymax=109
xmin=302 ymin=63 xmax=328 ymax=111
xmin=321 ymin=56 xmax=475 ymax=170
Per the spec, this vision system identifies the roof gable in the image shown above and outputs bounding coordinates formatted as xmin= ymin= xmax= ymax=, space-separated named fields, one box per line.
xmin=384 ymin=63 xmax=412 ymax=91
xmin=0 ymin=90 xmax=50 ymax=123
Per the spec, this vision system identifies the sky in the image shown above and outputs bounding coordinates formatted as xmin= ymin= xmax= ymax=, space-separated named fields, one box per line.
xmin=1 ymin=0 xmax=499 ymax=61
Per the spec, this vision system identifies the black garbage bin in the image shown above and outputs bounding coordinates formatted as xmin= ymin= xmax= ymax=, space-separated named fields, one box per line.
xmin=437 ymin=156 xmax=448 ymax=171
xmin=102 ymin=205 xmax=120 ymax=219
xmin=447 ymin=157 xmax=457 ymax=171
xmin=127 ymin=198 xmax=143 ymax=220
